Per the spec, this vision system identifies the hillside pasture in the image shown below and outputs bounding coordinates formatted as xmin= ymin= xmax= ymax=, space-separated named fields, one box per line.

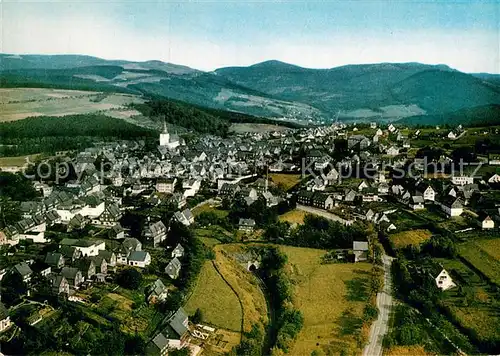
xmin=0 ymin=88 xmax=144 ymax=122
xmin=279 ymin=246 xmax=373 ymax=356
xmin=213 ymin=244 xmax=268 ymax=333
xmin=184 ymin=261 xmax=243 ymax=332
xmin=185 ymin=244 xmax=268 ymax=335
xmin=279 ymin=209 xmax=308 ymax=225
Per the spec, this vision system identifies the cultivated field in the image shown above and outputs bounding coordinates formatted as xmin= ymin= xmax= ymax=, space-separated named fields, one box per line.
xmin=269 ymin=173 xmax=302 ymax=190
xmin=437 ymin=257 xmax=500 ymax=345
xmin=472 ymin=238 xmax=500 ymax=260
xmin=0 ymin=88 xmax=144 ymax=122
xmin=280 ymin=246 xmax=373 ymax=356
xmin=184 ymin=261 xmax=243 ymax=331
xmin=390 ymin=229 xmax=432 ymax=249
xmin=458 ymin=238 xmax=500 ymax=285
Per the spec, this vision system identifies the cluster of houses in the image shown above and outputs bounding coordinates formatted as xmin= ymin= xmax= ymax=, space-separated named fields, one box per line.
xmin=1 ymin=118 xmax=500 ymax=355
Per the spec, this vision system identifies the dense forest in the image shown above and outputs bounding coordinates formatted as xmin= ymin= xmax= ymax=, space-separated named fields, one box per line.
xmin=0 ymin=115 xmax=155 ymax=157
xmin=0 ymin=114 xmax=155 ymax=139
xmin=134 ymin=99 xmax=231 ymax=136
xmin=134 ymin=98 xmax=302 ymax=137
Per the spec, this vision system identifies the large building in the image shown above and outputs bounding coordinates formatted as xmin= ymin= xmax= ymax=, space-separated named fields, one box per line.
xmin=159 ymin=121 xmax=180 ymax=149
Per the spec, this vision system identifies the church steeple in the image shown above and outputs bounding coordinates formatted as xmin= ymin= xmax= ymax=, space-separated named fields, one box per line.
xmin=163 ymin=118 xmax=168 ymax=134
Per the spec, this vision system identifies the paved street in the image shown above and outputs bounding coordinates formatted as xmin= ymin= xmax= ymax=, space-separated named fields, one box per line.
xmin=296 ymin=204 xmax=351 ymax=225
xmin=363 ymin=254 xmax=394 ymax=356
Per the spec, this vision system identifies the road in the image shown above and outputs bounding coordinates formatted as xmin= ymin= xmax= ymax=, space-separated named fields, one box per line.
xmin=363 ymin=254 xmax=394 ymax=356
xmin=296 ymin=204 xmax=352 ymax=225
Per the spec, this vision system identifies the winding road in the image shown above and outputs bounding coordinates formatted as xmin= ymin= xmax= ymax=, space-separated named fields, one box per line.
xmin=296 ymin=204 xmax=352 ymax=225
xmin=363 ymin=254 xmax=394 ymax=356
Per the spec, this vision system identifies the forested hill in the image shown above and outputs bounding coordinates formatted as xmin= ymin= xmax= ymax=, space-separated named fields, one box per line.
xmin=398 ymin=105 xmax=500 ymax=127
xmin=0 ymin=115 xmax=155 ymax=139
xmin=133 ymin=99 xmax=302 ymax=136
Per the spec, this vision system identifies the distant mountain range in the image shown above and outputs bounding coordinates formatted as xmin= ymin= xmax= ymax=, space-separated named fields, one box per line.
xmin=2 ymin=53 xmax=500 ymax=125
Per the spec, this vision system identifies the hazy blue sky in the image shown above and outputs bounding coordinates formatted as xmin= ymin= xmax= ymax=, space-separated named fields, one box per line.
xmin=2 ymin=0 xmax=499 ymax=73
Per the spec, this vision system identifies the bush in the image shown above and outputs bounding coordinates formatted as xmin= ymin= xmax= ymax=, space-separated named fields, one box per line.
xmin=363 ymin=304 xmax=379 ymax=322
xmin=116 ymin=268 xmax=143 ymax=290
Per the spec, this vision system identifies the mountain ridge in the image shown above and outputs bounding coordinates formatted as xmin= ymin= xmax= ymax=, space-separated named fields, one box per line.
xmin=2 ymin=53 xmax=500 ymax=124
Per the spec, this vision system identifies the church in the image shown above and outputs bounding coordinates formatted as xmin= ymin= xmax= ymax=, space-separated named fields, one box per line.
xmin=159 ymin=121 xmax=181 ymax=149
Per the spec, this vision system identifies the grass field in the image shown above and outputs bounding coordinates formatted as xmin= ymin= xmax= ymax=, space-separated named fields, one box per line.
xmin=279 ymin=246 xmax=373 ymax=356
xmin=0 ymin=88 xmax=144 ymax=122
xmin=458 ymin=238 xmax=500 ymax=285
xmin=0 ymin=153 xmax=41 ymax=166
xmin=192 ymin=204 xmax=229 ymax=218
xmin=279 ymin=209 xmax=308 ymax=225
xmin=386 ymin=346 xmax=432 ymax=356
xmin=184 ymin=261 xmax=243 ymax=331
xmin=472 ymin=238 xmax=500 ymax=260
xmin=214 ymin=244 xmax=268 ymax=333
xmin=269 ymin=173 xmax=302 ymax=190
xmin=185 ymin=244 xmax=268 ymax=335
xmin=195 ymin=226 xmax=234 ymax=244
xmin=390 ymin=229 xmax=432 ymax=249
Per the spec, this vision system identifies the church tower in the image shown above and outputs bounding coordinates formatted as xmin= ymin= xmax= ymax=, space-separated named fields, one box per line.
xmin=159 ymin=119 xmax=170 ymax=146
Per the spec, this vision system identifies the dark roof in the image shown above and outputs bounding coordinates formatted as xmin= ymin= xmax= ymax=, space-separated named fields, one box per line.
xmin=168 ymin=307 xmax=189 ymax=337
xmin=149 ymin=333 xmax=169 ymax=352
xmin=14 ymin=262 xmax=33 ymax=277
xmin=61 ymin=267 xmax=80 ymax=280
xmin=150 ymin=279 xmax=167 ymax=296
xmin=128 ymin=251 xmax=149 ymax=262
xmin=60 ymin=245 xmax=81 ymax=259
xmin=45 ymin=252 xmax=63 ymax=266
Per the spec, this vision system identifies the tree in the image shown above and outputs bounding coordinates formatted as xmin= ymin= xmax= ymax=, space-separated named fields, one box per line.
xmin=116 ymin=268 xmax=143 ymax=290
xmin=169 ymin=347 xmax=191 ymax=356
xmin=1 ymin=271 xmax=27 ymax=306
xmin=191 ymin=308 xmax=203 ymax=324
xmin=0 ymin=197 xmax=21 ymax=229
xmin=0 ymin=172 xmax=38 ymax=201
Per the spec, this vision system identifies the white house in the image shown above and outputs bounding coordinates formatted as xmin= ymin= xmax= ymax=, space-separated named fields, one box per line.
xmin=171 ymin=243 xmax=185 ymax=258
xmin=386 ymin=146 xmax=400 ymax=156
xmin=447 ymin=131 xmax=457 ymax=140
xmin=488 ymin=174 xmax=500 ymax=184
xmin=59 ymin=239 xmax=106 ymax=257
xmin=434 ymin=269 xmax=456 ymax=291
xmin=479 ymin=214 xmax=495 ymax=230
xmin=128 ymin=251 xmax=151 ymax=268
xmin=156 ymin=178 xmax=177 ymax=194
xmin=416 ymin=183 xmax=435 ymax=201
xmin=451 ymin=175 xmax=474 ymax=186
xmin=438 ymin=197 xmax=463 ymax=217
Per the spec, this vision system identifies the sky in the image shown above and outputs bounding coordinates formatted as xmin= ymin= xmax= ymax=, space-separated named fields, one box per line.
xmin=1 ymin=0 xmax=499 ymax=73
